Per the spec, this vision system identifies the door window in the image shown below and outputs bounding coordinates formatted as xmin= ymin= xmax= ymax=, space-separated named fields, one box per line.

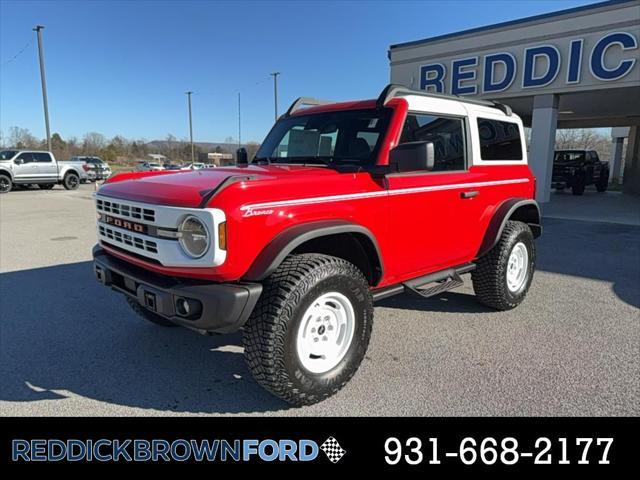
xmin=16 ymin=152 xmax=35 ymax=163
xmin=33 ymin=152 xmax=53 ymax=162
xmin=399 ymin=114 xmax=466 ymax=171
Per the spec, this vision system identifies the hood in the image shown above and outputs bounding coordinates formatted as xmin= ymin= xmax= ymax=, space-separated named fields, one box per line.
xmin=97 ymin=164 xmax=337 ymax=208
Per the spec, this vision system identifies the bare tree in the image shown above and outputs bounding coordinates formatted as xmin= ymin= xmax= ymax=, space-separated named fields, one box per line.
xmin=555 ymin=128 xmax=611 ymax=161
xmin=8 ymin=126 xmax=39 ymax=149
xmin=83 ymin=132 xmax=107 ymax=153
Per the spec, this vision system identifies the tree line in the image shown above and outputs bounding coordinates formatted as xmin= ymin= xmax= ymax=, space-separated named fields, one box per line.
xmin=0 ymin=126 xmax=260 ymax=164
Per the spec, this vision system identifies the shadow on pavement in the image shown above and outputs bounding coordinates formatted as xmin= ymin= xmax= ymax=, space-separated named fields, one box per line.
xmin=379 ymin=216 xmax=640 ymax=313
xmin=0 ymin=262 xmax=288 ymax=414
xmin=536 ymin=217 xmax=640 ymax=309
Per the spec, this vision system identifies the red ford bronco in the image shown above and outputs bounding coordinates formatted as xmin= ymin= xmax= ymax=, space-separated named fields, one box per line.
xmin=93 ymin=85 xmax=541 ymax=405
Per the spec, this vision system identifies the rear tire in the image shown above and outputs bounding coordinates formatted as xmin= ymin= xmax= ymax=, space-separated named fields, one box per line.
xmin=472 ymin=221 xmax=536 ymax=311
xmin=38 ymin=184 xmax=55 ymax=190
xmin=63 ymin=172 xmax=80 ymax=190
xmin=125 ymin=296 xmax=177 ymax=327
xmin=0 ymin=175 xmax=11 ymax=194
xmin=243 ymin=253 xmax=373 ymax=406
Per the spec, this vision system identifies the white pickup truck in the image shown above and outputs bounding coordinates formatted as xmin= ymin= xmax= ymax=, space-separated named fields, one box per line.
xmin=0 ymin=150 xmax=91 ymax=193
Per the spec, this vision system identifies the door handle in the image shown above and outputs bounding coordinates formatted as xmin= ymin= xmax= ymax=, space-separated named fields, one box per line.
xmin=460 ymin=190 xmax=479 ymax=199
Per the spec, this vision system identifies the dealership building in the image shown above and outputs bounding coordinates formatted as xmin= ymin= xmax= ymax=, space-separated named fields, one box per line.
xmin=389 ymin=0 xmax=640 ymax=202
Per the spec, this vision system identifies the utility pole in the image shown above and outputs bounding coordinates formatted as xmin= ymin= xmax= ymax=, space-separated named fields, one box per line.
xmin=238 ymin=92 xmax=242 ymax=148
xmin=270 ymin=72 xmax=280 ymax=121
xmin=185 ymin=91 xmax=194 ymax=163
xmin=33 ymin=25 xmax=51 ymax=152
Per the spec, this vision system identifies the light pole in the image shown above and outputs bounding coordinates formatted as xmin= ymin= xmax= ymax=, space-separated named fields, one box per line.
xmin=238 ymin=92 xmax=242 ymax=148
xmin=270 ymin=72 xmax=280 ymax=121
xmin=185 ymin=91 xmax=194 ymax=163
xmin=33 ymin=25 xmax=51 ymax=152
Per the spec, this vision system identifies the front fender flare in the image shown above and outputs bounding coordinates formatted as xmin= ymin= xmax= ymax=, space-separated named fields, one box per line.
xmin=243 ymin=220 xmax=384 ymax=283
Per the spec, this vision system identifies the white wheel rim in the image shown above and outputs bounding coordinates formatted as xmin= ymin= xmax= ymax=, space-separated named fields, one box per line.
xmin=296 ymin=291 xmax=356 ymax=374
xmin=506 ymin=242 xmax=529 ymax=293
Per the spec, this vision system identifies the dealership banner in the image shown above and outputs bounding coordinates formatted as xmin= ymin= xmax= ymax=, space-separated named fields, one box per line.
xmin=1 ymin=417 xmax=637 ymax=471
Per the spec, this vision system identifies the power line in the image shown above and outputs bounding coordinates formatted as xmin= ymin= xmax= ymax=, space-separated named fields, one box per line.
xmin=1 ymin=33 xmax=35 ymax=67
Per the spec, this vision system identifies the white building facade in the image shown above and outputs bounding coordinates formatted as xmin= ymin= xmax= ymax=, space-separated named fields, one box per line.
xmin=389 ymin=0 xmax=640 ymax=201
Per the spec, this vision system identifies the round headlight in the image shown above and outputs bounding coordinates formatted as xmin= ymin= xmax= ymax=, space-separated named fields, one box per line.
xmin=178 ymin=215 xmax=210 ymax=258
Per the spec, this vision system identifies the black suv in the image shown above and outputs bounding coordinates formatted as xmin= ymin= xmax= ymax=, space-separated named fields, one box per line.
xmin=552 ymin=149 xmax=610 ymax=195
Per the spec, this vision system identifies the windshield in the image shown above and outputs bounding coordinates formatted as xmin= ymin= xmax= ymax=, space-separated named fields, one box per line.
xmin=255 ymin=108 xmax=392 ymax=167
xmin=0 ymin=150 xmax=18 ymax=160
xmin=555 ymin=151 xmax=585 ymax=163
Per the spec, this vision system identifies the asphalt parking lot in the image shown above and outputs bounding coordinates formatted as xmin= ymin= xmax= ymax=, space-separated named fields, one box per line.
xmin=1 ymin=184 xmax=638 ymax=416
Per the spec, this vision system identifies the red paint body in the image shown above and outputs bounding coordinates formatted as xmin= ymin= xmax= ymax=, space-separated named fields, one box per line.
xmin=99 ymin=98 xmax=535 ymax=287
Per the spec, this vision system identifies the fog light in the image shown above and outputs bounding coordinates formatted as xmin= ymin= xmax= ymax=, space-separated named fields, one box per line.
xmin=175 ymin=297 xmax=202 ymax=318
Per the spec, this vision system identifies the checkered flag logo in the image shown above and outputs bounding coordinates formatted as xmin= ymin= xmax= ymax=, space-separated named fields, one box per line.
xmin=320 ymin=436 xmax=346 ymax=463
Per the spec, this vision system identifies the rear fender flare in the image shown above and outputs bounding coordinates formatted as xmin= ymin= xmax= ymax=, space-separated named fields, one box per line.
xmin=477 ymin=198 xmax=541 ymax=258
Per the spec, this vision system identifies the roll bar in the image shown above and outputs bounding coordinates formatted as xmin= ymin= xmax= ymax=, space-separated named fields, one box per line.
xmin=376 ymin=84 xmax=513 ymax=116
xmin=283 ymin=84 xmax=513 ymax=119
xmin=283 ymin=96 xmax=334 ymax=117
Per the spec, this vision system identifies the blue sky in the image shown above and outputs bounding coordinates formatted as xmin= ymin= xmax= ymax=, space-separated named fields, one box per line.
xmin=0 ymin=0 xmax=599 ymax=143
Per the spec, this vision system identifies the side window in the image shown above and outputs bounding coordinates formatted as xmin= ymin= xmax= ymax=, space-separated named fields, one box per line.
xmin=16 ymin=152 xmax=34 ymax=163
xmin=477 ymin=118 xmax=523 ymax=161
xmin=34 ymin=152 xmax=52 ymax=162
xmin=400 ymin=114 xmax=466 ymax=171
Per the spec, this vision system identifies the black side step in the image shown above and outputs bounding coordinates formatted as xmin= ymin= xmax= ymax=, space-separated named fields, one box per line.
xmin=403 ymin=272 xmax=464 ymax=299
xmin=371 ymin=263 xmax=475 ymax=302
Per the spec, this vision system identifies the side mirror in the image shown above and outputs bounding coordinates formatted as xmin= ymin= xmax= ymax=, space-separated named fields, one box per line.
xmin=14 ymin=158 xmax=24 ymax=165
xmin=236 ymin=147 xmax=248 ymax=166
xmin=389 ymin=141 xmax=435 ymax=173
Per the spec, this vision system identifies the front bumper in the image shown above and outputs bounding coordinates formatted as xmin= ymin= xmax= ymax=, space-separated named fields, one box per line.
xmin=92 ymin=245 xmax=262 ymax=333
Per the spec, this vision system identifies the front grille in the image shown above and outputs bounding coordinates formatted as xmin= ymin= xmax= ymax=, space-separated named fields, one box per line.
xmin=96 ymin=198 xmax=155 ymax=222
xmin=99 ymin=225 xmax=158 ymax=254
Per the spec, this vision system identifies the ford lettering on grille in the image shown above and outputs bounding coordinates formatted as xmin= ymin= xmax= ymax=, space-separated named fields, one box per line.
xmin=99 ymin=213 xmax=147 ymax=234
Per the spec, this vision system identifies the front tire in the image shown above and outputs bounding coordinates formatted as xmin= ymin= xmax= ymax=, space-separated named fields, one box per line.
xmin=596 ymin=171 xmax=609 ymax=192
xmin=0 ymin=175 xmax=11 ymax=194
xmin=472 ymin=221 xmax=536 ymax=311
xmin=571 ymin=174 xmax=585 ymax=195
xmin=63 ymin=172 xmax=80 ymax=190
xmin=243 ymin=254 xmax=373 ymax=406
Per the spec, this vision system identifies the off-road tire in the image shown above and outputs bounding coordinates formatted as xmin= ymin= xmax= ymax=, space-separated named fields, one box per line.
xmin=472 ymin=220 xmax=536 ymax=311
xmin=243 ymin=253 xmax=373 ymax=406
xmin=125 ymin=296 xmax=177 ymax=327
xmin=596 ymin=172 xmax=609 ymax=192
xmin=0 ymin=174 xmax=11 ymax=194
xmin=571 ymin=174 xmax=585 ymax=195
xmin=63 ymin=172 xmax=80 ymax=190
xmin=38 ymin=184 xmax=55 ymax=190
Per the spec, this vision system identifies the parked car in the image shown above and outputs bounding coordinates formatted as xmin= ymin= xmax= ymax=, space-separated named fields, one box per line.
xmin=164 ymin=164 xmax=183 ymax=171
xmin=552 ymin=149 xmax=609 ymax=195
xmin=71 ymin=156 xmax=112 ymax=181
xmin=181 ymin=162 xmax=205 ymax=170
xmin=0 ymin=150 xmax=90 ymax=193
xmin=134 ymin=162 xmax=164 ymax=172
xmin=93 ymin=84 xmax=541 ymax=406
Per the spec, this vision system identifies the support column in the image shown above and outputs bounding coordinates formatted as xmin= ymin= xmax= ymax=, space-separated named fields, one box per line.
xmin=529 ymin=94 xmax=558 ymax=203
xmin=609 ymin=137 xmax=624 ymax=184
xmin=622 ymin=125 xmax=640 ymax=196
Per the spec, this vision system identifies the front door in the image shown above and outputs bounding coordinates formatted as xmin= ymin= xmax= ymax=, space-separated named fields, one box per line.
xmin=12 ymin=152 xmax=36 ymax=182
xmin=385 ymin=113 xmax=484 ymax=283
